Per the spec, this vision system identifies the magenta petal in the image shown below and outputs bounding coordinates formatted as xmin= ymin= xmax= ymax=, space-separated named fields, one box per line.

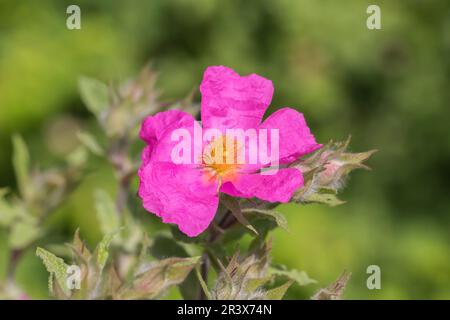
xmin=138 ymin=161 xmax=219 ymax=237
xmin=259 ymin=107 xmax=322 ymax=164
xmin=140 ymin=110 xmax=202 ymax=163
xmin=221 ymin=168 xmax=303 ymax=203
xmin=200 ymin=66 xmax=274 ymax=131
xmin=139 ymin=110 xmax=196 ymax=152
xmin=140 ymin=145 xmax=152 ymax=168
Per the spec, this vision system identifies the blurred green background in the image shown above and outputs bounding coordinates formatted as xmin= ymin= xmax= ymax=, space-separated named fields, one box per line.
xmin=0 ymin=0 xmax=449 ymax=299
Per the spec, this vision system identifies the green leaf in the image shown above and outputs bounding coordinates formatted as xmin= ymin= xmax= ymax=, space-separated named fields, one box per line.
xmin=64 ymin=230 xmax=91 ymax=300
xmin=78 ymin=76 xmax=109 ymax=117
xmin=179 ymin=270 xmax=201 ymax=300
xmin=266 ymin=280 xmax=293 ymax=300
xmin=137 ymin=231 xmax=150 ymax=259
xmin=245 ymin=275 xmax=273 ymax=292
xmin=95 ymin=230 xmax=119 ymax=272
xmin=12 ymin=134 xmax=31 ymax=200
xmin=311 ymin=270 xmax=351 ymax=300
xmin=51 ymin=275 xmax=70 ymax=300
xmin=270 ymin=265 xmax=317 ymax=286
xmin=162 ymin=256 xmax=201 ymax=283
xmin=9 ymin=221 xmax=40 ymax=249
xmin=104 ymin=264 xmax=123 ymax=299
xmin=0 ymin=193 xmax=18 ymax=227
xmin=305 ymin=191 xmax=346 ymax=207
xmin=69 ymin=228 xmax=92 ymax=264
xmin=211 ymin=242 xmax=272 ymax=300
xmin=340 ymin=149 xmax=378 ymax=166
xmin=170 ymin=225 xmax=206 ymax=244
xmin=0 ymin=230 xmax=10 ymax=282
xmin=66 ymin=146 xmax=88 ymax=167
xmin=221 ymin=194 xmax=258 ymax=236
xmin=95 ymin=190 xmax=120 ymax=236
xmin=242 ymin=208 xmax=289 ymax=231
xmin=36 ymin=247 xmax=69 ymax=296
xmin=150 ymin=234 xmax=188 ymax=259
xmin=212 ymin=256 xmax=235 ymax=300
xmin=218 ymin=217 xmax=275 ymax=245
xmin=77 ymin=131 xmax=104 ymax=156
xmin=119 ymin=256 xmax=200 ymax=299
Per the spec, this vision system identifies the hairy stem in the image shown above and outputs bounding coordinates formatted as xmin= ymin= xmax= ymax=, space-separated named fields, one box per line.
xmin=108 ymin=137 xmax=132 ymax=215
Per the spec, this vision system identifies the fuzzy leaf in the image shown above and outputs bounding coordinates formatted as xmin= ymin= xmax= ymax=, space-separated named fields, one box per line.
xmin=211 ymin=242 xmax=272 ymax=300
xmin=77 ymin=131 xmax=104 ymax=156
xmin=9 ymin=221 xmax=40 ymax=249
xmin=119 ymin=256 xmax=200 ymax=299
xmin=245 ymin=275 xmax=273 ymax=292
xmin=266 ymin=280 xmax=294 ymax=300
xmin=95 ymin=231 xmax=119 ymax=272
xmin=150 ymin=234 xmax=188 ymax=259
xmin=311 ymin=271 xmax=351 ymax=300
xmin=242 ymin=208 xmax=288 ymax=231
xmin=95 ymin=190 xmax=120 ymax=236
xmin=179 ymin=270 xmax=201 ymax=300
xmin=36 ymin=247 xmax=69 ymax=296
xmin=105 ymin=265 xmax=123 ymax=299
xmin=221 ymin=194 xmax=258 ymax=235
xmin=293 ymin=138 xmax=375 ymax=206
xmin=212 ymin=258 xmax=234 ymax=300
xmin=12 ymin=135 xmax=31 ymax=200
xmin=0 ymin=231 xmax=10 ymax=282
xmin=171 ymin=226 xmax=207 ymax=244
xmin=0 ymin=194 xmax=18 ymax=227
xmin=69 ymin=228 xmax=92 ymax=264
xmin=270 ymin=265 xmax=317 ymax=286
xmin=52 ymin=275 xmax=70 ymax=300
xmin=304 ymin=191 xmax=346 ymax=207
xmin=150 ymin=236 xmax=203 ymax=300
xmin=66 ymin=146 xmax=89 ymax=167
xmin=78 ymin=76 xmax=109 ymax=117
xmin=66 ymin=230 xmax=91 ymax=300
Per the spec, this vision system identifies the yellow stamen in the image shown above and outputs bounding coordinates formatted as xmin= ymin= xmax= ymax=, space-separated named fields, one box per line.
xmin=201 ymin=135 xmax=242 ymax=188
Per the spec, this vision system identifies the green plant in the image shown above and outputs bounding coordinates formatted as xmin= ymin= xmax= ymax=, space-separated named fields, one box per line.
xmin=1 ymin=66 xmax=374 ymax=300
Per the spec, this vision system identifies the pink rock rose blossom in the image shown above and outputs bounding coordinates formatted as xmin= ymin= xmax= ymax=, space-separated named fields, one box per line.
xmin=138 ymin=66 xmax=321 ymax=237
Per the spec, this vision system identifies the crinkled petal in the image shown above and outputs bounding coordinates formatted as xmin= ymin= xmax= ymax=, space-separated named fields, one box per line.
xmin=220 ymin=168 xmax=303 ymax=203
xmin=200 ymin=66 xmax=274 ymax=132
xmin=140 ymin=145 xmax=152 ymax=168
xmin=139 ymin=110 xmax=196 ymax=155
xmin=138 ymin=161 xmax=219 ymax=237
xmin=141 ymin=110 xmax=202 ymax=164
xmin=259 ymin=107 xmax=322 ymax=164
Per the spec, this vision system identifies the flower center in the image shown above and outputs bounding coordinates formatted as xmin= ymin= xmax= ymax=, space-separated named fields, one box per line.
xmin=202 ymin=135 xmax=242 ymax=184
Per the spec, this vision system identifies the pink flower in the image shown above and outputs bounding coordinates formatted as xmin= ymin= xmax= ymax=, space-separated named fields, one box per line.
xmin=138 ymin=66 xmax=321 ymax=237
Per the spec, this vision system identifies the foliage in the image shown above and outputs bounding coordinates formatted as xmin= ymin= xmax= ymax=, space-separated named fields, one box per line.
xmin=0 ymin=0 xmax=448 ymax=300
xmin=0 ymin=65 xmax=373 ymax=299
